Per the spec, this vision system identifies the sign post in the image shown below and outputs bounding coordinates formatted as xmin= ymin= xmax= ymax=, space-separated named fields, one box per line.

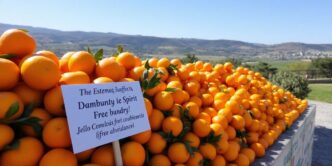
xmin=61 ymin=81 xmax=150 ymax=163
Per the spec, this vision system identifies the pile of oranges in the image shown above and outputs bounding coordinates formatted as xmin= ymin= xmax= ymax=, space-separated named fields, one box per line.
xmin=0 ymin=29 xmax=308 ymax=166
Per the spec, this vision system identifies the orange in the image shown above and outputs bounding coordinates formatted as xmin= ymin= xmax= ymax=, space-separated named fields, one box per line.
xmin=211 ymin=155 xmax=226 ymax=166
xmin=36 ymin=50 xmax=59 ymax=65
xmin=42 ymin=117 xmax=71 ymax=148
xmin=157 ymin=57 xmax=170 ymax=68
xmin=240 ymin=148 xmax=255 ymax=163
xmin=162 ymin=116 xmax=183 ymax=136
xmin=250 ymin=143 xmax=265 ymax=157
xmin=13 ymin=82 xmax=44 ymax=106
xmin=186 ymin=152 xmax=203 ymax=166
xmin=189 ymin=71 xmax=201 ymax=82
xmin=170 ymin=58 xmax=182 ymax=68
xmin=189 ymin=96 xmax=203 ymax=107
xmin=0 ymin=124 xmax=14 ymax=150
xmin=131 ymin=130 xmax=152 ymax=144
xmin=201 ymin=93 xmax=213 ymax=106
xmin=202 ymin=62 xmax=213 ymax=72
xmin=144 ymin=98 xmax=153 ymax=117
xmin=121 ymin=141 xmax=145 ymax=166
xmin=199 ymin=143 xmax=217 ymax=160
xmin=184 ymin=80 xmax=200 ymax=96
xmin=44 ymin=86 xmax=65 ymax=116
xmin=258 ymin=138 xmax=269 ymax=149
xmin=177 ymin=66 xmax=189 ymax=80
xmin=247 ymin=119 xmax=260 ymax=132
xmin=225 ymin=126 xmax=236 ymax=140
xmin=0 ymin=58 xmax=19 ymax=90
xmin=149 ymin=154 xmax=171 ymax=166
xmin=218 ymin=108 xmax=233 ymax=122
xmin=224 ymin=141 xmax=240 ymax=161
xmin=76 ymin=148 xmax=95 ymax=162
xmin=195 ymin=61 xmax=204 ymax=70
xmin=246 ymin=132 xmax=259 ymax=144
xmin=91 ymin=145 xmax=114 ymax=166
xmin=59 ymin=71 xmax=90 ymax=85
xmin=172 ymin=89 xmax=189 ymax=104
xmin=21 ymin=56 xmax=61 ymax=90
xmin=0 ymin=92 xmax=24 ymax=119
xmin=224 ymin=62 xmax=233 ymax=72
xmin=22 ymin=108 xmax=51 ymax=136
xmin=147 ymin=132 xmax=167 ymax=154
xmin=116 ymin=52 xmax=136 ymax=70
xmin=1 ymin=137 xmax=44 ymax=166
xmin=231 ymin=115 xmax=245 ymax=130
xmin=128 ymin=66 xmax=145 ymax=80
xmin=168 ymin=143 xmax=190 ymax=164
xmin=40 ymin=148 xmax=77 ymax=166
xmin=148 ymin=57 xmax=158 ymax=67
xmin=210 ymin=123 xmax=223 ymax=136
xmin=93 ymin=77 xmax=113 ymax=84
xmin=95 ymin=58 xmax=126 ymax=81
xmin=81 ymin=164 xmax=100 ymax=166
xmin=167 ymin=81 xmax=183 ymax=89
xmin=154 ymin=91 xmax=174 ymax=111
xmin=212 ymin=115 xmax=228 ymax=129
xmin=235 ymin=153 xmax=250 ymax=166
xmin=68 ymin=51 xmax=96 ymax=74
xmin=197 ymin=112 xmax=211 ymax=124
xmin=59 ymin=52 xmax=74 ymax=73
xmin=149 ymin=109 xmax=165 ymax=131
xmin=193 ymin=119 xmax=211 ymax=137
xmin=183 ymin=132 xmax=200 ymax=148
xmin=215 ymin=138 xmax=229 ymax=154
xmin=0 ymin=29 xmax=36 ymax=57
xmin=183 ymin=102 xmax=200 ymax=118
xmin=243 ymin=111 xmax=253 ymax=128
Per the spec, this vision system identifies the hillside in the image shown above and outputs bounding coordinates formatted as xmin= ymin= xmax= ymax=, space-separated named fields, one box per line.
xmin=1 ymin=23 xmax=332 ymax=60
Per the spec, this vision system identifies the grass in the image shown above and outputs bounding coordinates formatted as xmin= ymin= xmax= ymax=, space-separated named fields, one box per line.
xmin=308 ymin=84 xmax=332 ymax=103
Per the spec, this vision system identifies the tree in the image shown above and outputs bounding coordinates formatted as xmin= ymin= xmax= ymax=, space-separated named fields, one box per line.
xmin=311 ymin=58 xmax=332 ymax=78
xmin=271 ymin=71 xmax=311 ymax=99
xmin=252 ymin=62 xmax=278 ymax=78
xmin=182 ymin=53 xmax=198 ymax=64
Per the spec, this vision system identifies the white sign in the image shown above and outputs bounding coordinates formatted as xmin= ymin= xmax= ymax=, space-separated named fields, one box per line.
xmin=61 ymin=81 xmax=150 ymax=153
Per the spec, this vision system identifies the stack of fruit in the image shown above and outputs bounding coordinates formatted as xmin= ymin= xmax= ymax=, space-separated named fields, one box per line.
xmin=0 ymin=29 xmax=308 ymax=166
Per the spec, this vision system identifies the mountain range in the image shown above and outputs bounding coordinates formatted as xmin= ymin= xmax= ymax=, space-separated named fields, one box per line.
xmin=1 ymin=23 xmax=331 ymax=60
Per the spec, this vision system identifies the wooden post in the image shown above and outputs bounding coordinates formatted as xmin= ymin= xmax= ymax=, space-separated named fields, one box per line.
xmin=112 ymin=141 xmax=123 ymax=166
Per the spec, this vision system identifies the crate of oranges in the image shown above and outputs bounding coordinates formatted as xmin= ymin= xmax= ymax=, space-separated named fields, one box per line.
xmin=0 ymin=29 xmax=309 ymax=166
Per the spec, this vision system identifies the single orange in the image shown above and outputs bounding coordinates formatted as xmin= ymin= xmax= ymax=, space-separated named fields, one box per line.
xmin=95 ymin=58 xmax=126 ymax=81
xmin=42 ymin=117 xmax=71 ymax=148
xmin=0 ymin=58 xmax=19 ymax=90
xmin=116 ymin=52 xmax=136 ymax=70
xmin=39 ymin=148 xmax=77 ymax=166
xmin=147 ymin=132 xmax=167 ymax=154
xmin=36 ymin=50 xmax=59 ymax=65
xmin=0 ymin=29 xmax=36 ymax=57
xmin=21 ymin=56 xmax=61 ymax=90
xmin=149 ymin=154 xmax=171 ymax=166
xmin=0 ymin=124 xmax=14 ymax=150
xmin=59 ymin=71 xmax=91 ymax=85
xmin=121 ymin=141 xmax=145 ymax=166
xmin=68 ymin=51 xmax=96 ymax=74
xmin=44 ymin=86 xmax=65 ymax=116
xmin=168 ymin=143 xmax=190 ymax=164
xmin=0 ymin=92 xmax=24 ymax=119
xmin=0 ymin=137 xmax=44 ymax=166
xmin=91 ymin=145 xmax=114 ymax=166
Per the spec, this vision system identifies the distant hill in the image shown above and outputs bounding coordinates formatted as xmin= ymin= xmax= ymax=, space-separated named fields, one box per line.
xmin=1 ymin=23 xmax=332 ymax=60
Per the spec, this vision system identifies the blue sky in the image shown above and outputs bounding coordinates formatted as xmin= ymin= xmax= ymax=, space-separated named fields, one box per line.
xmin=0 ymin=0 xmax=331 ymax=44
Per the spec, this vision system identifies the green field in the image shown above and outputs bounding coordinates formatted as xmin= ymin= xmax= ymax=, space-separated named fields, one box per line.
xmin=308 ymin=84 xmax=332 ymax=103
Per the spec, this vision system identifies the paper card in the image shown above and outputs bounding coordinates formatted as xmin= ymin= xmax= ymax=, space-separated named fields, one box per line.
xmin=61 ymin=81 xmax=150 ymax=153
